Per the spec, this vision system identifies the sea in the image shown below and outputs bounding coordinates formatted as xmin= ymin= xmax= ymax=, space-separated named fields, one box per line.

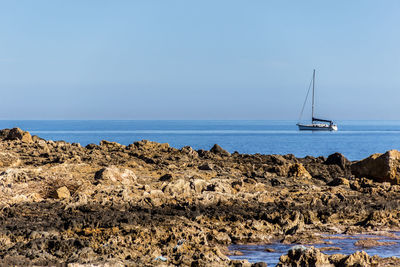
xmin=2 ymin=120 xmax=400 ymax=161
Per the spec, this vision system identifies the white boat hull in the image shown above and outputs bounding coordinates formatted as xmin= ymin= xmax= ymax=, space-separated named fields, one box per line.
xmin=297 ymin=123 xmax=338 ymax=131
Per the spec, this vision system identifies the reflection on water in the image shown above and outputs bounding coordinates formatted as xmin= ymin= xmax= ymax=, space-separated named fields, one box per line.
xmin=228 ymin=232 xmax=400 ymax=266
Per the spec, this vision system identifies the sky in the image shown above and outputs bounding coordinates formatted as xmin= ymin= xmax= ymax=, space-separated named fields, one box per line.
xmin=0 ymin=0 xmax=399 ymax=120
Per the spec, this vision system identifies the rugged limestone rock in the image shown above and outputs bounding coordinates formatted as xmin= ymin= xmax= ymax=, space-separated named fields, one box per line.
xmin=325 ymin=152 xmax=350 ymax=170
xmin=277 ymin=246 xmax=400 ymax=267
xmin=56 ymin=186 xmax=71 ymax=199
xmin=0 ymin=129 xmax=397 ymax=266
xmin=0 ymin=152 xmax=20 ymax=167
xmin=94 ymin=166 xmax=136 ymax=186
xmin=277 ymin=246 xmax=333 ymax=266
xmin=0 ymin=128 xmax=33 ymax=142
xmin=210 ymin=144 xmax=231 ymax=157
xmin=351 ymin=150 xmax=400 ymax=184
xmin=288 ymin=163 xmax=312 ymax=178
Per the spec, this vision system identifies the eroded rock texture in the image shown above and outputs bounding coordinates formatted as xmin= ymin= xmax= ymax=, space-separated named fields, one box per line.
xmin=0 ymin=128 xmax=398 ymax=266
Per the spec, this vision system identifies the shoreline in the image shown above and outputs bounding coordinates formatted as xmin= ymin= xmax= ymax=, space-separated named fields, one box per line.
xmin=0 ymin=128 xmax=399 ymax=266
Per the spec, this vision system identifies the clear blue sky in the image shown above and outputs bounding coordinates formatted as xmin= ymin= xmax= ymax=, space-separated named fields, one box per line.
xmin=0 ymin=0 xmax=399 ymax=119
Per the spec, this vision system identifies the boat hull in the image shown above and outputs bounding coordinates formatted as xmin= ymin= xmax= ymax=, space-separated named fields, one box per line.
xmin=297 ymin=123 xmax=338 ymax=131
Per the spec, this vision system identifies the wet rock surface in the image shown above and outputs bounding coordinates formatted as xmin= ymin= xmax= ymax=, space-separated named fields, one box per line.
xmin=0 ymin=128 xmax=398 ymax=266
xmin=277 ymin=246 xmax=400 ymax=267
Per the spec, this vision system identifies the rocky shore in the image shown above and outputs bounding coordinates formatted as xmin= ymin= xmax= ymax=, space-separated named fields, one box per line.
xmin=0 ymin=128 xmax=399 ymax=266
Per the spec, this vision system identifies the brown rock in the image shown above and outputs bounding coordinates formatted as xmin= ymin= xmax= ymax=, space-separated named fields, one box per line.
xmin=277 ymin=246 xmax=333 ymax=267
xmin=351 ymin=150 xmax=400 ymax=184
xmin=210 ymin=144 xmax=231 ymax=157
xmin=288 ymin=163 xmax=312 ymax=178
xmin=56 ymin=186 xmax=71 ymax=199
xmin=94 ymin=166 xmax=136 ymax=186
xmin=341 ymin=250 xmax=375 ymax=266
xmin=99 ymin=140 xmax=124 ymax=150
xmin=354 ymin=238 xmax=397 ymax=248
xmin=0 ymin=152 xmax=20 ymax=167
xmin=3 ymin=128 xmax=33 ymax=142
xmin=325 ymin=152 xmax=350 ymax=170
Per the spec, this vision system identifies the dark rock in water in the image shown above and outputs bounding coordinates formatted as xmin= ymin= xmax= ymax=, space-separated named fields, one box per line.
xmin=351 ymin=150 xmax=400 ymax=184
xmin=325 ymin=152 xmax=350 ymax=170
xmin=251 ymin=262 xmax=267 ymax=267
xmin=354 ymin=238 xmax=397 ymax=248
xmin=210 ymin=144 xmax=231 ymax=157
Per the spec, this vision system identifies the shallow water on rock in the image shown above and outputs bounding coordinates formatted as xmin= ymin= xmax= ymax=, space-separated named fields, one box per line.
xmin=228 ymin=232 xmax=400 ymax=266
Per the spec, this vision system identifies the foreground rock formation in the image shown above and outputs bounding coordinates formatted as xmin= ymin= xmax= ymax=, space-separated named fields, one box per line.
xmin=277 ymin=246 xmax=400 ymax=267
xmin=0 ymin=128 xmax=398 ymax=266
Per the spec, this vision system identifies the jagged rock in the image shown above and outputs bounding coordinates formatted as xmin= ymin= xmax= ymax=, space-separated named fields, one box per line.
xmin=341 ymin=250 xmax=374 ymax=266
xmin=180 ymin=146 xmax=199 ymax=157
xmin=325 ymin=153 xmax=350 ymax=170
xmin=210 ymin=144 xmax=231 ymax=157
xmin=0 ymin=128 xmax=397 ymax=266
xmin=94 ymin=166 xmax=136 ymax=186
xmin=351 ymin=150 xmax=400 ymax=184
xmin=0 ymin=128 xmax=33 ymax=142
xmin=199 ymin=163 xmax=214 ymax=170
xmin=163 ymin=179 xmax=191 ymax=198
xmin=277 ymin=246 xmax=333 ymax=267
xmin=190 ymin=179 xmax=208 ymax=193
xmin=56 ymin=186 xmax=70 ymax=199
xmin=133 ymin=140 xmax=169 ymax=151
xmin=277 ymin=247 xmax=394 ymax=267
xmin=99 ymin=140 xmax=124 ymax=150
xmin=0 ymin=152 xmax=20 ymax=167
xmin=287 ymin=163 xmax=312 ymax=178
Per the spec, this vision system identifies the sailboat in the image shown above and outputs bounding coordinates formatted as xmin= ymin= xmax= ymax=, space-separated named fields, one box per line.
xmin=296 ymin=69 xmax=338 ymax=131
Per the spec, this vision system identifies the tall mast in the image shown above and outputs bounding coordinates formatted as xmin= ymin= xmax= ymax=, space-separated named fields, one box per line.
xmin=312 ymin=69 xmax=315 ymax=122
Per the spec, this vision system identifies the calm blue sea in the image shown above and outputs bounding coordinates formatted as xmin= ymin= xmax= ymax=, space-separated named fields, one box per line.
xmin=1 ymin=120 xmax=400 ymax=161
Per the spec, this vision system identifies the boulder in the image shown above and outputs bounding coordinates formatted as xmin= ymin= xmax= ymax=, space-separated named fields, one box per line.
xmin=210 ymin=144 xmax=231 ymax=157
xmin=351 ymin=150 xmax=400 ymax=184
xmin=277 ymin=247 xmax=383 ymax=267
xmin=277 ymin=246 xmax=333 ymax=267
xmin=0 ymin=128 xmax=33 ymax=142
xmin=341 ymin=250 xmax=374 ymax=266
xmin=56 ymin=186 xmax=71 ymax=199
xmin=287 ymin=163 xmax=312 ymax=178
xmin=325 ymin=153 xmax=350 ymax=170
xmin=94 ymin=166 xmax=137 ymax=186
